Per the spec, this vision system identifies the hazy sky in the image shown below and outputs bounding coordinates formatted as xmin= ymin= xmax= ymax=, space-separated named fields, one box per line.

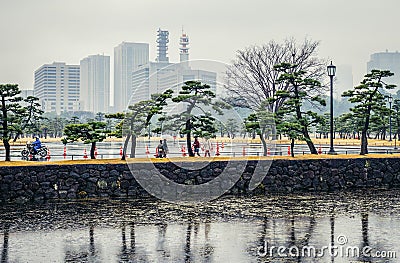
xmin=1 ymin=0 xmax=400 ymax=91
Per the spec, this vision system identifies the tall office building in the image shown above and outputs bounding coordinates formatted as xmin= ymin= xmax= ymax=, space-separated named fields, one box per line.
xmin=334 ymin=64 xmax=353 ymax=99
xmin=80 ymin=55 xmax=110 ymax=113
xmin=114 ymin=42 xmax=149 ymax=112
xmin=131 ymin=29 xmax=173 ymax=105
xmin=20 ymin=89 xmax=34 ymax=99
xmin=367 ymin=51 xmax=400 ymax=86
xmin=130 ymin=30 xmax=217 ymax=109
xmin=34 ymin=62 xmax=80 ymax=114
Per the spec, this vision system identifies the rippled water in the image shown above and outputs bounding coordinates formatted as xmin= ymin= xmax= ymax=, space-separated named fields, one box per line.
xmin=1 ymin=190 xmax=400 ymax=262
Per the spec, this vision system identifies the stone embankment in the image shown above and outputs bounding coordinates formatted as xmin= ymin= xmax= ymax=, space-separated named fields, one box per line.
xmin=1 ymin=157 xmax=399 ymax=202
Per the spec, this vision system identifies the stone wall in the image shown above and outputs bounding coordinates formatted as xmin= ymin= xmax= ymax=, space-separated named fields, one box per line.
xmin=1 ymin=157 xmax=400 ymax=202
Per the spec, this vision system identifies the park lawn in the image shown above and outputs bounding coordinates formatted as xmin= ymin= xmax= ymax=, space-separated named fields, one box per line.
xmin=2 ymin=136 xmax=396 ymax=147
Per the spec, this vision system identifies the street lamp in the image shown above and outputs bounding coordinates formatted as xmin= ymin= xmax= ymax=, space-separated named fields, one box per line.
xmin=388 ymin=96 xmax=393 ymax=142
xmin=327 ymin=61 xmax=337 ymax=155
xmin=394 ymin=101 xmax=399 ymax=150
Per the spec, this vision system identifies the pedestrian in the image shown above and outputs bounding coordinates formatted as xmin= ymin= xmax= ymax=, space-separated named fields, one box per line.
xmin=162 ymin=139 xmax=169 ymax=158
xmin=157 ymin=140 xmax=164 ymax=158
xmin=203 ymin=137 xmax=212 ymax=157
xmin=193 ymin=137 xmax=201 ymax=157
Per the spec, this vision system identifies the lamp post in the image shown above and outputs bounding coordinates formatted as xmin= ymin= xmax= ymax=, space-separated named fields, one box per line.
xmin=327 ymin=61 xmax=337 ymax=155
xmin=388 ymin=96 xmax=393 ymax=142
xmin=394 ymin=102 xmax=398 ymax=150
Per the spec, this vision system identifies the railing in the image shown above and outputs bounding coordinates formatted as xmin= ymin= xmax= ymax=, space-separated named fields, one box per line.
xmin=3 ymin=148 xmax=400 ymax=162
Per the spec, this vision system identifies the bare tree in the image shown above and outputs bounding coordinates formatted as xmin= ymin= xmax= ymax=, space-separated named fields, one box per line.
xmin=226 ymin=38 xmax=327 ymax=112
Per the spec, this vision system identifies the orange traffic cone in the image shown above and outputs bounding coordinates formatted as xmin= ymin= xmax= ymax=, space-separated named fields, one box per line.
xmin=288 ymin=146 xmax=291 ymax=156
xmin=181 ymin=145 xmax=187 ymax=157
xmin=267 ymin=147 xmax=271 ymax=156
xmin=221 ymin=142 xmax=225 ymax=149
xmin=119 ymin=146 xmax=123 ymax=157
xmin=154 ymin=147 xmax=159 ymax=157
xmin=242 ymin=147 xmax=246 ymax=156
xmin=83 ymin=149 xmax=88 ymax=159
xmin=145 ymin=145 xmax=150 ymax=155
xmin=216 ymin=143 xmax=220 ymax=156
xmin=63 ymin=146 xmax=67 ymax=159
xmin=46 ymin=148 xmax=51 ymax=160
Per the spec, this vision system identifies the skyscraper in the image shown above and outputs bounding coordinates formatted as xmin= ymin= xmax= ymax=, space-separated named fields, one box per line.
xmin=156 ymin=28 xmax=169 ymax=63
xmin=367 ymin=51 xmax=400 ymax=86
xmin=131 ymin=29 xmax=172 ymax=105
xmin=80 ymin=55 xmax=110 ymax=113
xmin=130 ymin=30 xmax=217 ymax=110
xmin=34 ymin=62 xmax=80 ymax=114
xmin=113 ymin=42 xmax=149 ymax=112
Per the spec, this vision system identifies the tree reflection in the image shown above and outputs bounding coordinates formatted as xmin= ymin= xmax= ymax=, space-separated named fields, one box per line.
xmin=330 ymin=213 xmax=335 ymax=263
xmin=1 ymin=224 xmax=9 ymax=263
xmin=156 ymin=222 xmax=168 ymax=259
xmin=185 ymin=222 xmax=192 ymax=263
xmin=287 ymin=212 xmax=316 ymax=263
xmin=64 ymin=224 xmax=98 ymax=262
xmin=118 ymin=222 xmax=149 ymax=262
xmin=130 ymin=222 xmax=135 ymax=254
xmin=360 ymin=212 xmax=371 ymax=263
xmin=119 ymin=223 xmax=129 ymax=262
xmin=89 ymin=225 xmax=95 ymax=257
xmin=201 ymin=219 xmax=214 ymax=262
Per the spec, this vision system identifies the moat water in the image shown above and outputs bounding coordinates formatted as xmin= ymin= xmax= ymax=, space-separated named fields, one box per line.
xmin=1 ymin=190 xmax=399 ymax=262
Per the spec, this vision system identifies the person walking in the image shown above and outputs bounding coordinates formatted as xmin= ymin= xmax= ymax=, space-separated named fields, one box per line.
xmin=157 ymin=140 xmax=165 ymax=158
xmin=162 ymin=139 xmax=169 ymax=158
xmin=193 ymin=137 xmax=201 ymax=157
xmin=203 ymin=137 xmax=212 ymax=157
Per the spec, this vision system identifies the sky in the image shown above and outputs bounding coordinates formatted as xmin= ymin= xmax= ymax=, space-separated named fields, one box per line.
xmin=1 ymin=0 xmax=400 ymax=92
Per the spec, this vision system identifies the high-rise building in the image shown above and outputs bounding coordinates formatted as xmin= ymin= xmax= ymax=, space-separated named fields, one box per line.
xmin=131 ymin=62 xmax=172 ymax=105
xmin=131 ymin=29 xmax=173 ymax=105
xmin=156 ymin=28 xmax=169 ymax=63
xmin=20 ymin=89 xmax=34 ymax=99
xmin=114 ymin=42 xmax=149 ymax=112
xmin=334 ymin=64 xmax=353 ymax=99
xmin=179 ymin=31 xmax=189 ymax=67
xmin=34 ymin=62 xmax=80 ymax=114
xmin=130 ymin=30 xmax=217 ymax=110
xmin=80 ymin=55 xmax=110 ymax=113
xmin=367 ymin=51 xmax=400 ymax=86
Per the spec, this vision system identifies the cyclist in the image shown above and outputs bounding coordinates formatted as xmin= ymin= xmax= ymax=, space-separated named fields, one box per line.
xmin=31 ymin=136 xmax=42 ymax=155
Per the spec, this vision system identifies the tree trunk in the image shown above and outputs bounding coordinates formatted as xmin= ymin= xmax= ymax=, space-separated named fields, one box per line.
xmin=303 ymin=127 xmax=317 ymax=154
xmin=271 ymin=126 xmax=277 ymax=140
xmin=360 ymin=128 xmax=368 ymax=155
xmin=90 ymin=142 xmax=96 ymax=159
xmin=186 ymin=119 xmax=194 ymax=157
xmin=361 ymin=110 xmax=371 ymax=155
xmin=259 ymin=133 xmax=268 ymax=156
xmin=130 ymin=134 xmax=136 ymax=158
xmin=3 ymin=140 xmax=10 ymax=162
xmin=1 ymin=96 xmax=10 ymax=161
xmin=122 ymin=133 xmax=131 ymax=161
xmin=291 ymin=139 xmax=295 ymax=157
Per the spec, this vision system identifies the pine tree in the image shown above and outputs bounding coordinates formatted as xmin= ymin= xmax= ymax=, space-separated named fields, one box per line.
xmin=168 ymin=81 xmax=230 ymax=157
xmin=342 ymin=70 xmax=396 ymax=154
xmin=273 ymin=63 xmax=326 ymax=155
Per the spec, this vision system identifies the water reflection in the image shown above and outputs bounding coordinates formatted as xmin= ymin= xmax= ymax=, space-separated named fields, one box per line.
xmin=1 ymin=191 xmax=400 ymax=262
xmin=1 ymin=225 xmax=9 ymax=263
